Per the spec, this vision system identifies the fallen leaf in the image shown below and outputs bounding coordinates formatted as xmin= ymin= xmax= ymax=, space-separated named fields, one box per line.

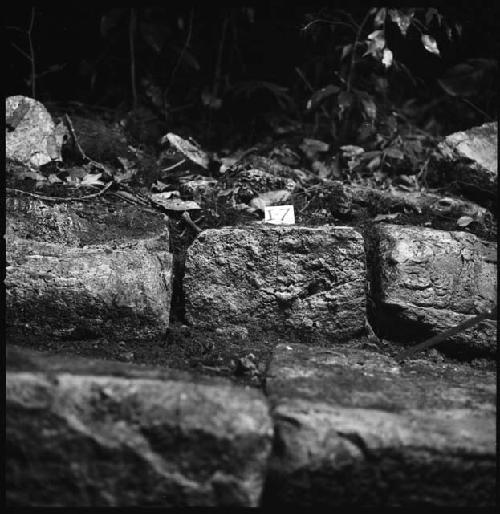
xmin=161 ymin=132 xmax=210 ymax=169
xmin=457 ymin=216 xmax=474 ymax=227
xmin=250 ymin=189 xmax=292 ymax=211
xmin=80 ymin=173 xmax=106 ymax=187
xmin=151 ymin=195 xmax=201 ymax=211
xmin=373 ymin=213 xmax=399 ymax=222
xmin=47 ymin=173 xmax=63 ymax=184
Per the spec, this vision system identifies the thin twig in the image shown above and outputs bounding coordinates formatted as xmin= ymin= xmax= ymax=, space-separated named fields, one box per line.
xmin=7 ymin=181 xmax=113 ymax=202
xmin=295 ymin=67 xmax=330 ymax=119
xmin=165 ymin=8 xmax=194 ymax=100
xmin=10 ymin=42 xmax=31 ymax=61
xmin=63 ymin=114 xmax=87 ymax=161
xmin=395 ymin=306 xmax=496 ymax=362
xmin=129 ymin=8 xmax=138 ymax=110
xmin=460 ymin=97 xmax=493 ymax=121
xmin=161 ymin=159 xmax=186 ymax=173
xmin=213 ymin=10 xmax=229 ymax=101
xmin=180 ymin=211 xmax=202 ymax=234
xmin=346 ymin=10 xmax=371 ymax=92
xmin=302 ymin=18 xmax=356 ymax=33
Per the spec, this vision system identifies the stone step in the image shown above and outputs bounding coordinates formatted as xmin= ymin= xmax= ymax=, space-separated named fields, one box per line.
xmin=365 ymin=223 xmax=497 ymax=357
xmin=263 ymin=343 xmax=496 ymax=507
xmin=6 ymin=345 xmax=273 ymax=507
xmin=6 ymin=195 xmax=173 ymax=341
xmin=184 ymin=224 xmax=366 ymax=344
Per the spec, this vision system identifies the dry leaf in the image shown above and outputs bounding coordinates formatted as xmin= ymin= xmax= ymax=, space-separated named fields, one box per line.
xmin=151 ymin=195 xmax=201 ymax=211
xmin=457 ymin=216 xmax=474 ymax=227
xmin=161 ymin=132 xmax=210 ymax=169
xmin=373 ymin=213 xmax=399 ymax=222
xmin=80 ymin=173 xmax=105 ymax=187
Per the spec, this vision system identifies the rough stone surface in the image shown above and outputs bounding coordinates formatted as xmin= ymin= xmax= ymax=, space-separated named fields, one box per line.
xmin=264 ymin=343 xmax=496 ymax=507
xmin=366 ymin=223 xmax=497 ymax=357
xmin=441 ymin=122 xmax=498 ymax=178
xmin=6 ymin=345 xmax=273 ymax=507
xmin=184 ymin=225 xmax=366 ymax=343
xmin=6 ymin=95 xmax=65 ymax=167
xmin=431 ymin=122 xmax=497 ymax=203
xmin=6 ymin=196 xmax=173 ymax=341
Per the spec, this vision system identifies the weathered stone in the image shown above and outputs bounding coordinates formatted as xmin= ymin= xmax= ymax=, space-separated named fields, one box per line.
xmin=6 ymin=95 xmax=65 ymax=167
xmin=6 ymin=195 xmax=173 ymax=341
xmin=263 ymin=343 xmax=496 ymax=507
xmin=346 ymin=185 xmax=492 ymax=227
xmin=430 ymin=122 xmax=497 ymax=204
xmin=6 ymin=345 xmax=273 ymax=507
xmin=184 ymin=225 xmax=366 ymax=343
xmin=366 ymin=223 xmax=497 ymax=357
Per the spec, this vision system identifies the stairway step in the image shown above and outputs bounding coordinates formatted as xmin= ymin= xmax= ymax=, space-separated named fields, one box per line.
xmin=185 ymin=224 xmax=366 ymax=344
xmin=263 ymin=343 xmax=496 ymax=507
xmin=6 ymin=345 xmax=273 ymax=507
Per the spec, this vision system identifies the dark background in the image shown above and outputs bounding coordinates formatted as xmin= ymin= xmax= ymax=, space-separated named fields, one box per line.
xmin=5 ymin=5 xmax=499 ymax=148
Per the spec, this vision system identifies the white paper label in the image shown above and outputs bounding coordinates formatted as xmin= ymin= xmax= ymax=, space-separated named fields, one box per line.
xmin=264 ymin=205 xmax=295 ymax=225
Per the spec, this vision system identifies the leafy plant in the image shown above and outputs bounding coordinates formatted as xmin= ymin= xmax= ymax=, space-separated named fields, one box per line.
xmin=303 ymin=8 xmax=453 ymax=145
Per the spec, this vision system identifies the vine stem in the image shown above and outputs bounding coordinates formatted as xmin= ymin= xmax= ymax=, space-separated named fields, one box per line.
xmin=165 ymin=8 xmax=194 ymax=102
xmin=346 ymin=10 xmax=372 ymax=93
xmin=129 ymin=8 xmax=138 ymax=110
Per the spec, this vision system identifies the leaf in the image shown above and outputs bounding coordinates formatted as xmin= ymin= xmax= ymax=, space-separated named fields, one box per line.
xmin=367 ymin=30 xmax=386 ymax=49
xmin=340 ymin=145 xmax=364 ymax=157
xmin=150 ymin=195 xmax=201 ymax=211
xmin=374 ymin=8 xmax=386 ymax=27
xmin=457 ymin=216 xmax=474 ymax=227
xmin=80 ymin=173 xmax=105 ymax=187
xmin=300 ymin=138 xmax=329 ymax=156
xmin=250 ymin=189 xmax=292 ymax=210
xmin=338 ymin=90 xmax=353 ymax=112
xmin=306 ymin=84 xmax=340 ymax=110
xmin=425 ymin=8 xmax=438 ymax=26
xmin=366 ymin=155 xmax=381 ymax=171
xmin=341 ymin=44 xmax=353 ymax=60
xmin=388 ymin=9 xmax=414 ymax=36
xmin=161 ymin=132 xmax=210 ymax=169
xmin=373 ymin=213 xmax=399 ymax=222
xmin=384 ymin=147 xmax=405 ymax=160
xmin=151 ymin=180 xmax=169 ymax=192
xmin=201 ymin=89 xmax=222 ymax=110
xmin=364 ymin=30 xmax=386 ymax=59
xmin=116 ymin=156 xmax=136 ymax=172
xmin=114 ymin=169 xmax=137 ymax=184
xmin=421 ymin=34 xmax=440 ymax=56
xmin=47 ymin=173 xmax=63 ymax=184
xmin=382 ymin=48 xmax=393 ymax=68
xmin=360 ymin=95 xmax=377 ymax=121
